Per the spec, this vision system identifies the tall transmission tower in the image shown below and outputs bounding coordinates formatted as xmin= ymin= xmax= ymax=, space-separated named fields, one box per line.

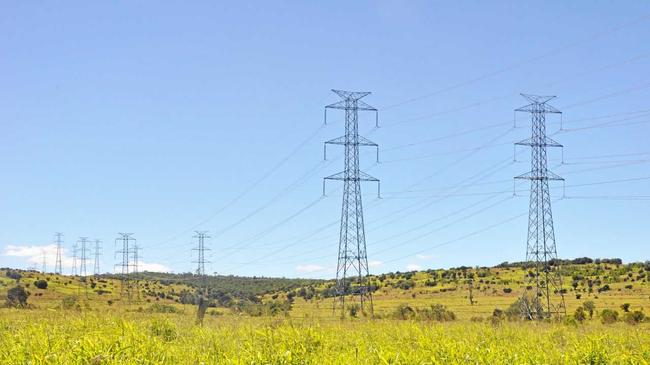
xmin=78 ymin=237 xmax=90 ymax=277
xmin=322 ymin=89 xmax=380 ymax=317
xmin=192 ymin=231 xmax=211 ymax=280
xmin=514 ymin=93 xmax=566 ymax=320
xmin=193 ymin=231 xmax=211 ymax=324
xmin=71 ymin=241 xmax=78 ymax=276
xmin=115 ymin=233 xmax=137 ymax=301
xmin=93 ymin=239 xmax=102 ymax=275
xmin=133 ymin=242 xmax=140 ymax=274
xmin=54 ymin=232 xmax=63 ymax=274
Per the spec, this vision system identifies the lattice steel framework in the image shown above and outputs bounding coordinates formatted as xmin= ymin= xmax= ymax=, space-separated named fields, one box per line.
xmin=93 ymin=239 xmax=102 ymax=275
xmin=514 ymin=93 xmax=566 ymax=320
xmin=78 ymin=237 xmax=90 ymax=277
xmin=115 ymin=233 xmax=137 ymax=301
xmin=323 ymin=89 xmax=380 ymax=316
xmin=54 ymin=232 xmax=63 ymax=274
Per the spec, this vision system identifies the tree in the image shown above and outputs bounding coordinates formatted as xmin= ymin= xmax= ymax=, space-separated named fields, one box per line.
xmin=582 ymin=301 xmax=595 ymax=319
xmin=34 ymin=279 xmax=48 ymax=290
xmin=6 ymin=286 xmax=29 ymax=307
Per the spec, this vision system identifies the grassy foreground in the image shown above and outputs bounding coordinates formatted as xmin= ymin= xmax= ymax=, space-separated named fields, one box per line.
xmin=1 ymin=310 xmax=649 ymax=364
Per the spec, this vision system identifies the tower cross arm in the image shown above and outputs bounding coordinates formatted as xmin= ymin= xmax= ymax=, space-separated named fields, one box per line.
xmin=515 ymin=136 xmax=563 ymax=148
xmin=514 ymin=170 xmax=564 ymax=181
xmin=325 ymin=135 xmax=378 ymax=147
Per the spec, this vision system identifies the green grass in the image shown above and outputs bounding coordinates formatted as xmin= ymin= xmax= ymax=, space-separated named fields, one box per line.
xmin=0 ymin=310 xmax=648 ymax=364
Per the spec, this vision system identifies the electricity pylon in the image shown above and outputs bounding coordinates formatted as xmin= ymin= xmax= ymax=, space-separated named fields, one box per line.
xmin=514 ymin=93 xmax=566 ymax=320
xmin=71 ymin=241 xmax=78 ymax=276
xmin=54 ymin=232 xmax=63 ymax=274
xmin=192 ymin=231 xmax=211 ymax=324
xmin=93 ymin=239 xmax=102 ymax=275
xmin=322 ymin=89 xmax=380 ymax=317
xmin=78 ymin=237 xmax=90 ymax=277
xmin=115 ymin=233 xmax=136 ymax=301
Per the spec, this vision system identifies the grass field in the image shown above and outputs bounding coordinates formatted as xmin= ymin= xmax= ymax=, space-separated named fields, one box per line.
xmin=1 ymin=262 xmax=649 ymax=364
xmin=0 ymin=310 xmax=649 ymax=364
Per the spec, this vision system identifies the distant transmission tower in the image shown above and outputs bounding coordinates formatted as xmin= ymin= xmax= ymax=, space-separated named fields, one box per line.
xmin=322 ymin=89 xmax=380 ymax=317
xmin=71 ymin=240 xmax=78 ymax=276
xmin=115 ymin=233 xmax=136 ymax=301
xmin=193 ymin=231 xmax=211 ymax=324
xmin=192 ymin=231 xmax=210 ymax=280
xmin=93 ymin=239 xmax=102 ymax=275
xmin=54 ymin=232 xmax=63 ymax=274
xmin=514 ymin=93 xmax=566 ymax=320
xmin=78 ymin=237 xmax=90 ymax=277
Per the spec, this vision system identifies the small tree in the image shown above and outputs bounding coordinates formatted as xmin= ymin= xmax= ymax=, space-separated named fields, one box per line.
xmin=6 ymin=286 xmax=29 ymax=307
xmin=583 ymin=300 xmax=595 ymax=319
xmin=34 ymin=279 xmax=48 ymax=290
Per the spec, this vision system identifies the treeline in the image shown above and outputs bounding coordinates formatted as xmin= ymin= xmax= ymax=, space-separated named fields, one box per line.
xmin=496 ymin=257 xmax=625 ymax=268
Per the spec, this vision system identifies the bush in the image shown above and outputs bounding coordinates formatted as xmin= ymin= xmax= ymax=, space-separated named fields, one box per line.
xmin=148 ymin=319 xmax=177 ymax=342
xmin=621 ymin=303 xmax=631 ymax=312
xmin=583 ymin=300 xmax=595 ymax=319
xmin=61 ymin=295 xmax=78 ymax=310
xmin=5 ymin=286 xmax=29 ymax=307
xmin=623 ymin=310 xmax=645 ymax=325
xmin=392 ymin=304 xmax=416 ymax=320
xmin=147 ymin=303 xmax=178 ymax=313
xmin=503 ymin=288 xmax=512 ymax=294
xmin=600 ymin=309 xmax=619 ymax=324
xmin=574 ymin=306 xmax=587 ymax=322
xmin=34 ymin=279 xmax=48 ymax=289
xmin=417 ymin=304 xmax=456 ymax=322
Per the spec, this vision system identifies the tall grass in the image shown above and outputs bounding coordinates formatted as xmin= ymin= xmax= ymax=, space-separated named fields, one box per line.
xmin=0 ymin=309 xmax=648 ymax=364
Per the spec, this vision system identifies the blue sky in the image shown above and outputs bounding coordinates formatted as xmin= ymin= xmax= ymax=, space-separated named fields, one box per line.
xmin=1 ymin=1 xmax=649 ymax=278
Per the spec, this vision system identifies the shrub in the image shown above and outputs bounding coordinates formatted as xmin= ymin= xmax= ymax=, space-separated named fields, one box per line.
xmin=147 ymin=303 xmax=178 ymax=313
xmin=347 ymin=304 xmax=360 ymax=318
xmin=148 ymin=319 xmax=177 ymax=342
xmin=417 ymin=304 xmax=456 ymax=322
xmin=491 ymin=308 xmax=505 ymax=325
xmin=623 ymin=310 xmax=645 ymax=325
xmin=61 ymin=295 xmax=78 ymax=310
xmin=6 ymin=286 xmax=29 ymax=307
xmin=600 ymin=309 xmax=619 ymax=324
xmin=392 ymin=304 xmax=416 ymax=320
xmin=621 ymin=303 xmax=631 ymax=312
xmin=503 ymin=288 xmax=512 ymax=294
xmin=583 ymin=300 xmax=596 ymax=319
xmin=574 ymin=306 xmax=587 ymax=322
xmin=34 ymin=279 xmax=48 ymax=289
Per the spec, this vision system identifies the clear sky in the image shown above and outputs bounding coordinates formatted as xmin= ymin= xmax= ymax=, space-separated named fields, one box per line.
xmin=1 ymin=1 xmax=649 ymax=278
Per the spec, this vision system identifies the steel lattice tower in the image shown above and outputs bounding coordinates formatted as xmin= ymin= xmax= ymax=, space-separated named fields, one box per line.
xmin=193 ymin=231 xmax=211 ymax=279
xmin=115 ymin=233 xmax=136 ymax=300
xmin=93 ymin=239 xmax=102 ymax=275
xmin=323 ymin=89 xmax=380 ymax=316
xmin=54 ymin=232 xmax=63 ymax=274
xmin=78 ymin=237 xmax=90 ymax=277
xmin=71 ymin=241 xmax=78 ymax=276
xmin=514 ymin=94 xmax=566 ymax=320
xmin=193 ymin=231 xmax=211 ymax=324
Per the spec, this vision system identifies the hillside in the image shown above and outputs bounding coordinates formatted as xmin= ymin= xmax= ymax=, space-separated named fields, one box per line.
xmin=1 ymin=258 xmax=648 ymax=321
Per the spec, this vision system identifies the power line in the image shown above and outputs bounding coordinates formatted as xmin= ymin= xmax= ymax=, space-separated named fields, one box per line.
xmin=381 ymin=13 xmax=650 ymax=110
